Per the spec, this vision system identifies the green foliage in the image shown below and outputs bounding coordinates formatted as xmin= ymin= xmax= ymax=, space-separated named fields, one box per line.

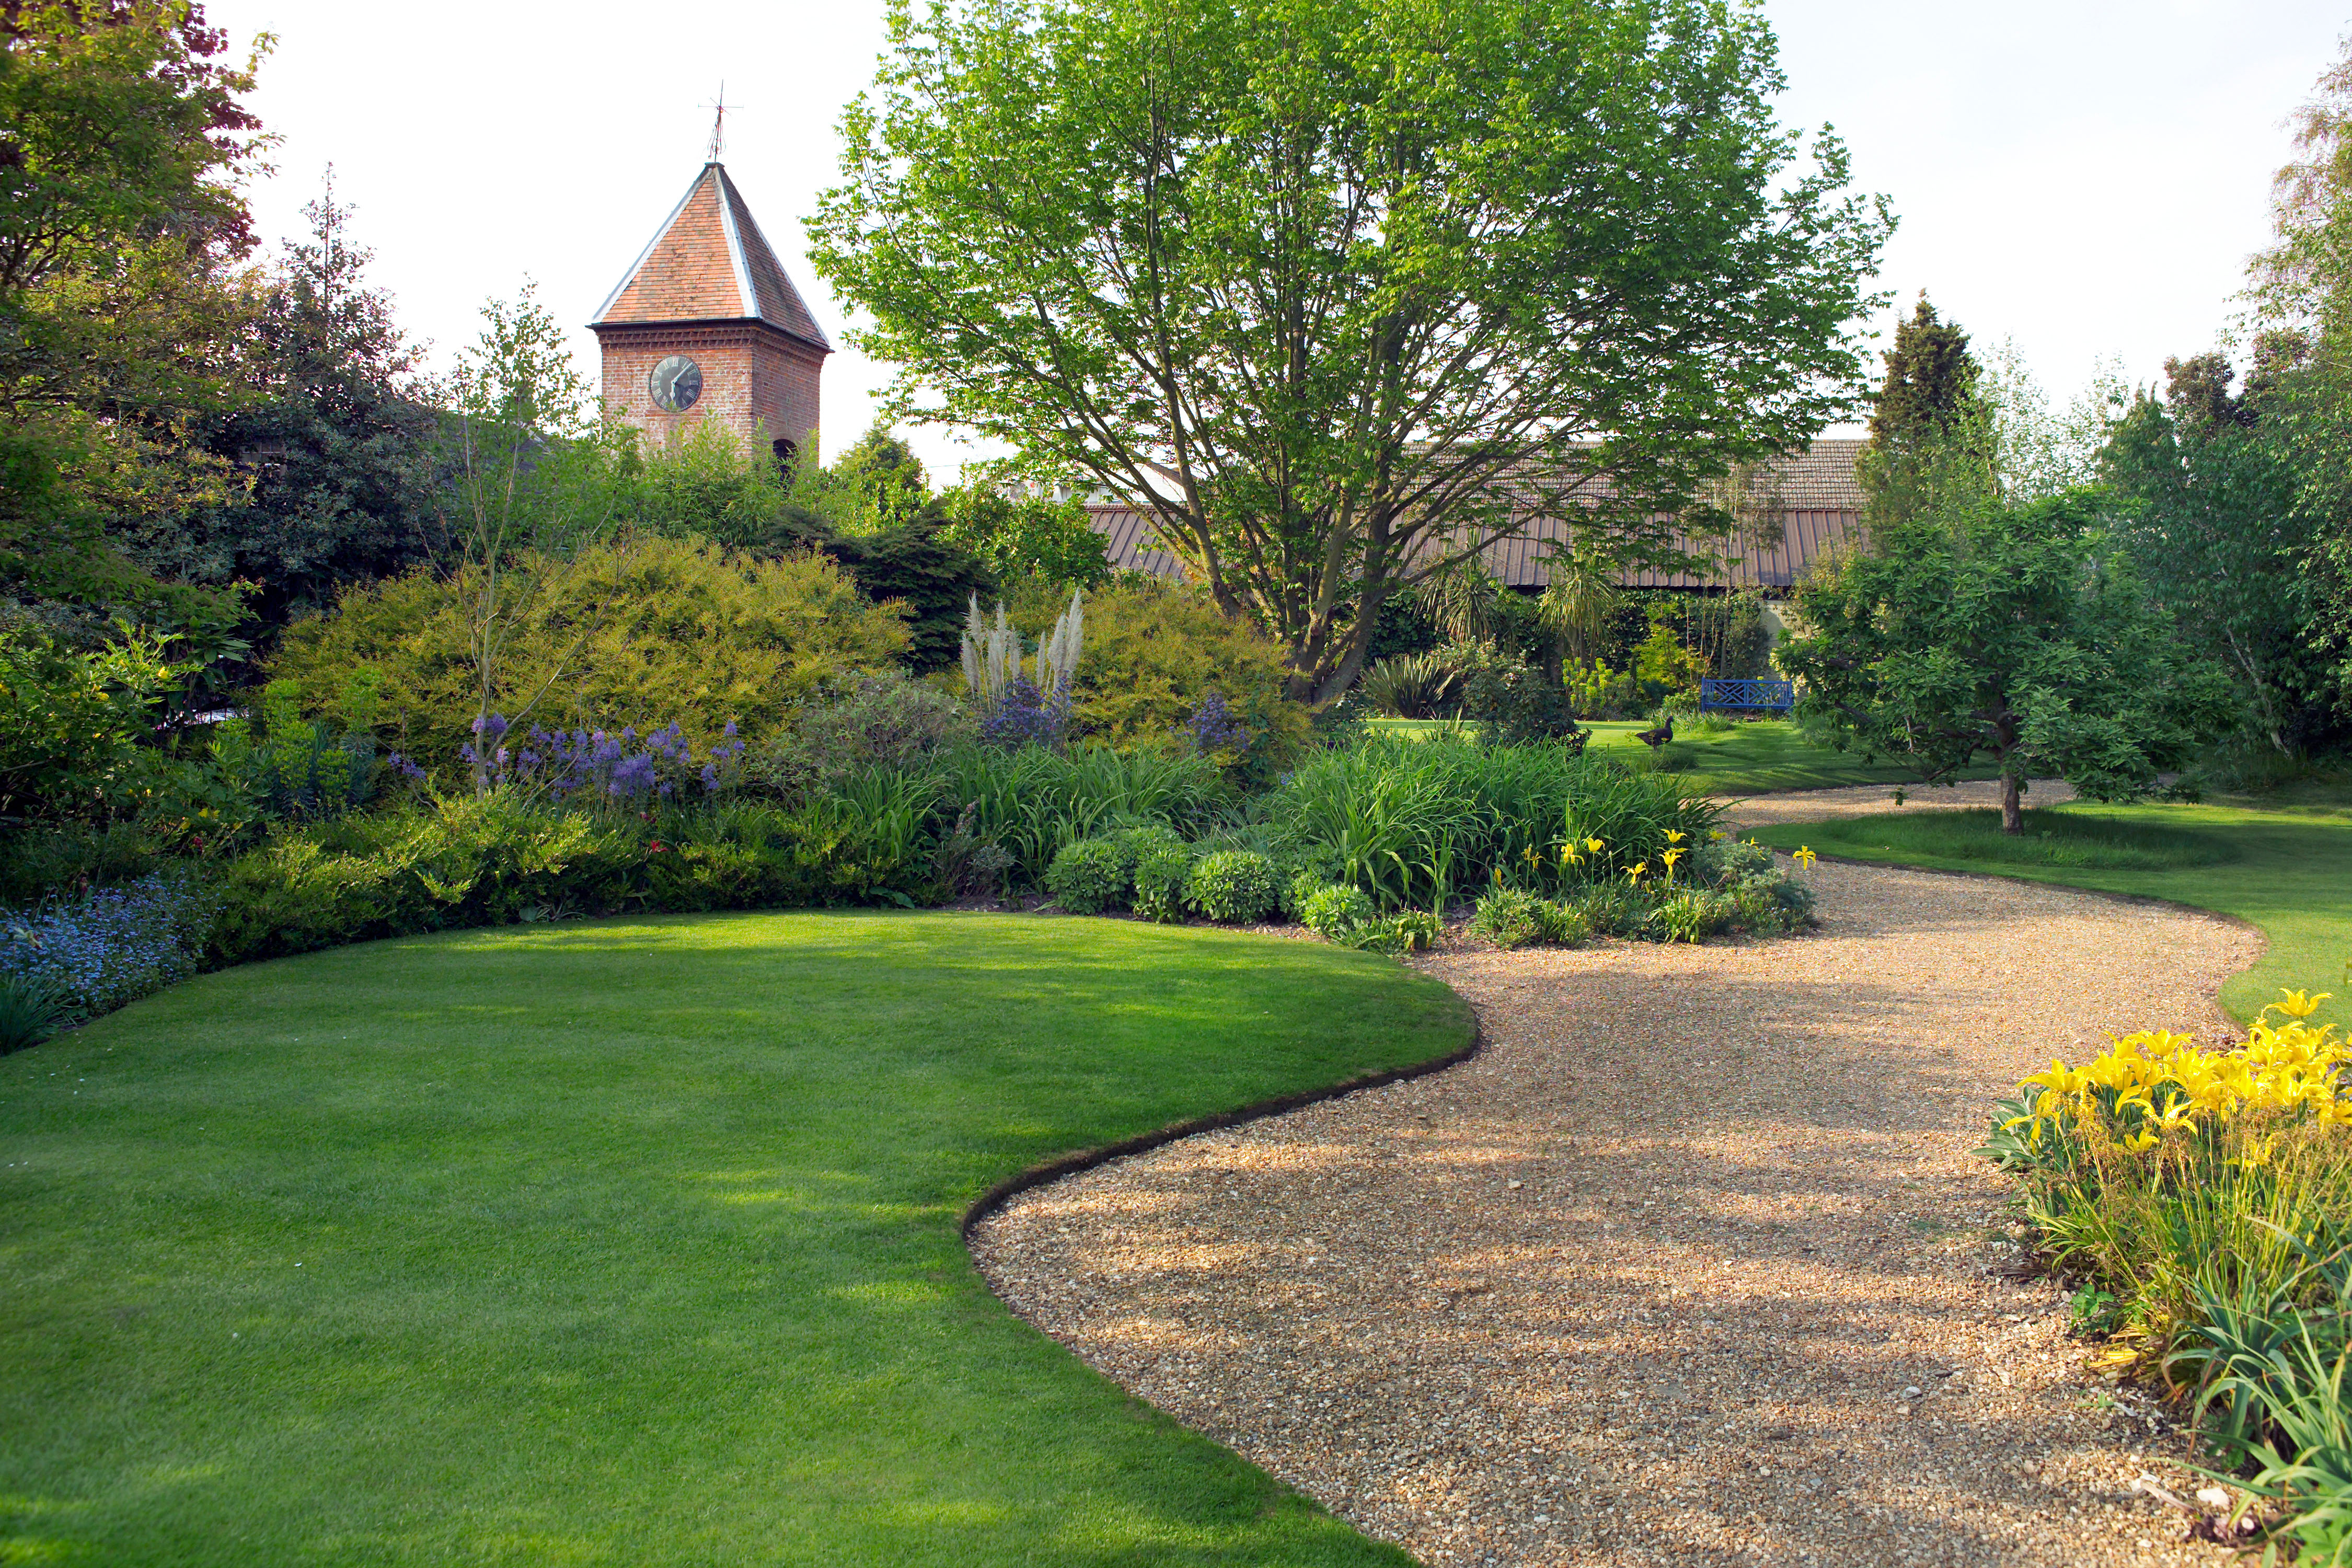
xmin=1470 ymin=885 xmax=1571 ymax=949
xmin=1269 ymin=736 xmax=1719 ymax=912
xmin=0 ymin=973 xmax=67 ymax=1055
xmin=1358 ymin=651 xmax=1464 ymax=719
xmin=1647 ymin=887 xmax=1727 ymax=944
xmin=936 ymin=487 xmax=1111 ymax=589
xmin=0 ymin=628 xmax=195 ymax=825
xmin=0 ymin=2 xmax=268 ymax=652
xmin=617 ymin=418 xmax=795 ymax=548
xmin=822 ymin=517 xmax=996 ymax=675
xmin=1780 ymin=487 xmax=2233 ymax=831
xmin=1458 ymin=647 xmax=1580 ymax=746
xmin=1298 ymin=883 xmax=1376 ymax=942
xmin=150 ymin=177 xmax=436 ymax=643
xmin=1185 ymin=850 xmax=1279 ymax=925
xmin=271 ymin=536 xmax=912 ymax=773
xmin=786 ymin=422 xmax=931 ymax=539
xmin=1564 ymin=658 xmax=1640 ymax=720
xmin=934 ymin=744 xmax=1228 ymax=889
xmin=753 ymin=670 xmax=974 ymax=797
xmin=811 ymin=0 xmax=1892 ymax=702
xmin=1864 ymin=294 xmax=1982 ymax=452
xmin=1040 ymin=578 xmax=1312 ymax=779
xmin=1042 ymin=836 xmax=1127 ymax=915
xmin=1131 ymin=845 xmax=1194 ymax=924
xmin=2103 ymin=364 xmax=2343 ymax=757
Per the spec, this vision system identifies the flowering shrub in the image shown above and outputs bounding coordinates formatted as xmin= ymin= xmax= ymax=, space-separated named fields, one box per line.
xmin=0 ymin=875 xmax=222 ymax=1020
xmin=978 ymin=676 xmax=1071 ymax=749
xmin=1180 ymin=691 xmax=1252 ymax=760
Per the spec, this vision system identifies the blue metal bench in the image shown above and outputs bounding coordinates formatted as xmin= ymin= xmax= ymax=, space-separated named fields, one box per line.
xmin=1699 ymin=677 xmax=1795 ymax=714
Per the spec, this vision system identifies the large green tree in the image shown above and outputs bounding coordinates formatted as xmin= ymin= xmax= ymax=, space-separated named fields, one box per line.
xmin=2103 ymin=344 xmax=2341 ymax=758
xmin=0 ymin=1 xmax=268 ymax=652
xmin=809 ymin=0 xmax=1891 ymax=704
xmin=1780 ymin=487 xmax=2228 ymax=832
xmin=126 ymin=175 xmax=436 ymax=639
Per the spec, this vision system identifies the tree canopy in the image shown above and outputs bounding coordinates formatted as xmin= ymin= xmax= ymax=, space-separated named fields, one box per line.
xmin=810 ymin=0 xmax=1892 ymax=702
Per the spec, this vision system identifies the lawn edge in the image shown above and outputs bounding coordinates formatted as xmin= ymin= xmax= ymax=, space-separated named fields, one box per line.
xmin=961 ymin=1007 xmax=1484 ymax=1241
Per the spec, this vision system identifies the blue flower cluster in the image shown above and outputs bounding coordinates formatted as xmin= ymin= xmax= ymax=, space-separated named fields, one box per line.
xmin=460 ymin=714 xmax=747 ymax=801
xmin=1182 ymin=690 xmax=1251 ymax=757
xmin=979 ymin=677 xmax=1070 ymax=748
xmin=0 ymin=875 xmax=222 ymax=1020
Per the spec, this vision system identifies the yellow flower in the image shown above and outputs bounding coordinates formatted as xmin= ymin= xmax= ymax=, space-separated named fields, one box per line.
xmin=1562 ymin=843 xmax=1582 ymax=866
xmin=1585 ymin=837 xmax=1605 ymax=855
xmin=2121 ymin=1128 xmax=2161 ymax=1154
xmin=1664 ymin=829 xmax=1687 ymax=845
xmin=2274 ymin=989 xmax=2333 ymax=1021
xmin=1661 ymin=847 xmax=1685 ymax=881
xmin=1708 ymin=829 xmax=1726 ymax=841
xmin=1625 ymin=861 xmax=1647 ymax=882
xmin=1793 ymin=846 xmax=1817 ymax=872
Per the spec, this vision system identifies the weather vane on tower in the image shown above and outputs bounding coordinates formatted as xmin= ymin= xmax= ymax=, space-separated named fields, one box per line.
xmin=704 ymin=84 xmax=733 ymax=163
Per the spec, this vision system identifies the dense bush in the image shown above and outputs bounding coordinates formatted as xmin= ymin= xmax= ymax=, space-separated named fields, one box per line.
xmin=1470 ymin=886 xmax=1585 ymax=949
xmin=1019 ymin=578 xmax=1313 ymax=779
xmin=271 ymin=536 xmax=913 ymax=771
xmin=1043 ymin=837 xmax=1127 ymax=915
xmin=753 ymin=670 xmax=974 ymax=796
xmin=1297 ymin=883 xmax=1375 ymax=941
xmin=1186 ymin=850 xmax=1278 ymax=924
xmin=1131 ymin=845 xmax=1193 ymax=923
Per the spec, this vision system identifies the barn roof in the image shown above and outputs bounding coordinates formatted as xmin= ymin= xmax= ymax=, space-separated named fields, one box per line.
xmin=591 ymin=163 xmax=831 ymax=352
xmin=1086 ymin=437 xmax=1866 ymax=591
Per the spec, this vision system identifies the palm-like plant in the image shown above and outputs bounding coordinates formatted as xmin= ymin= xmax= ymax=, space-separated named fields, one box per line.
xmin=1535 ymin=545 xmax=1621 ymax=667
xmin=1414 ymin=556 xmax=1502 ymax=645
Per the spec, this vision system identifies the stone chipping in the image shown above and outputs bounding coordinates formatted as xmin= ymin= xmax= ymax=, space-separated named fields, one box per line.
xmin=970 ymin=794 xmax=2265 ymax=1567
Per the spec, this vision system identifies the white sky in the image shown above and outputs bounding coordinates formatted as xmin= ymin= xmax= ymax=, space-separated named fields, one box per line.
xmin=204 ymin=0 xmax=2347 ymax=478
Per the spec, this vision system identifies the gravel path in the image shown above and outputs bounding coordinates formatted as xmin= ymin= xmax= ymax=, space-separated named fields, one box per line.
xmin=971 ymin=834 xmax=2262 ymax=1567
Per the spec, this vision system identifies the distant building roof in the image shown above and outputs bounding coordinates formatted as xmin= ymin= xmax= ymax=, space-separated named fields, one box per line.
xmin=592 ymin=163 xmax=831 ymax=352
xmin=1087 ymin=437 xmax=1865 ymax=592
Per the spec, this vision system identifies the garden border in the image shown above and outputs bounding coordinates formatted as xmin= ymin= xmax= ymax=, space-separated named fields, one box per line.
xmin=961 ymin=1009 xmax=1485 ymax=1241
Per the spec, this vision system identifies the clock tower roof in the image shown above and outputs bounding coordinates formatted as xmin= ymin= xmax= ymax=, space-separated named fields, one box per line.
xmin=591 ymin=162 xmax=831 ymax=353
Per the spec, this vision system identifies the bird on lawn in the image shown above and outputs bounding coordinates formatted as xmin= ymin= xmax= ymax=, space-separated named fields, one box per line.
xmin=1634 ymin=716 xmax=1675 ymax=749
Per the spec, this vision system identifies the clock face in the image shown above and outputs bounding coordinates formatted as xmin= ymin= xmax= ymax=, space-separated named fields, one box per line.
xmin=648 ymin=355 xmax=702 ymax=412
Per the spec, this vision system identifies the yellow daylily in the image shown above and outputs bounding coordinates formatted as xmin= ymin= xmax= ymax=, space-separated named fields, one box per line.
xmin=1561 ymin=842 xmax=1583 ymax=867
xmin=1625 ymin=861 xmax=1647 ymax=883
xmin=2274 ymin=990 xmax=2333 ymax=1021
xmin=1708 ymin=829 xmax=1727 ymax=841
xmin=1584 ymin=837 xmax=1605 ymax=855
xmin=1664 ymin=828 xmax=1687 ymax=845
xmin=1661 ymin=847 xmax=1685 ymax=882
xmin=1793 ymin=846 xmax=1818 ymax=872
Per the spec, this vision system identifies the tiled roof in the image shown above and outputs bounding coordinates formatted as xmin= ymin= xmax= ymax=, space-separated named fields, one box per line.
xmin=1086 ymin=439 xmax=1867 ymax=591
xmin=592 ymin=163 xmax=831 ymax=351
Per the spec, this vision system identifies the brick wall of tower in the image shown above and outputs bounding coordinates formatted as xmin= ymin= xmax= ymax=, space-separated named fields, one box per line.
xmin=594 ymin=322 xmax=825 ymax=461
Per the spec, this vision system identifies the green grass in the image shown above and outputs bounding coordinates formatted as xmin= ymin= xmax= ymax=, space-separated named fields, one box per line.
xmin=1364 ymin=716 xmax=2000 ymax=795
xmin=0 ymin=912 xmax=1471 ymax=1566
xmin=1749 ymin=786 xmax=2352 ymax=1033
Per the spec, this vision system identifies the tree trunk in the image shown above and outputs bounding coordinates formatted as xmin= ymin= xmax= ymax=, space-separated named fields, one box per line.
xmin=2000 ymin=771 xmax=2023 ymax=835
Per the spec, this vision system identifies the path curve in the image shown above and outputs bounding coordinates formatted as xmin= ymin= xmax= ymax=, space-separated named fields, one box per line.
xmin=972 ymin=814 xmax=2260 ymax=1568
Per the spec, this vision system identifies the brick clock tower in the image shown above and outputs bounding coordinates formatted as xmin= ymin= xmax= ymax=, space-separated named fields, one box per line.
xmin=590 ymin=160 xmax=831 ymax=467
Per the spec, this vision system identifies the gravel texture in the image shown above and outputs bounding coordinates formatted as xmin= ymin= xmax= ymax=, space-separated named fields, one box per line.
xmin=970 ymin=825 xmax=2265 ymax=1567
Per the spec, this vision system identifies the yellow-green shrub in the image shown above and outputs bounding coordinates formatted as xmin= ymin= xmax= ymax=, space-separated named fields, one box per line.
xmin=1009 ymin=578 xmax=1311 ymax=774
xmin=271 ymin=536 xmax=911 ymax=771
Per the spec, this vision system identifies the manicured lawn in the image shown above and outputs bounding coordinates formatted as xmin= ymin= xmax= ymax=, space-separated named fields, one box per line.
xmin=0 ymin=912 xmax=1471 ymax=1566
xmin=1749 ymin=788 xmax=2352 ymax=1033
xmin=1365 ymin=716 xmax=1999 ymax=795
